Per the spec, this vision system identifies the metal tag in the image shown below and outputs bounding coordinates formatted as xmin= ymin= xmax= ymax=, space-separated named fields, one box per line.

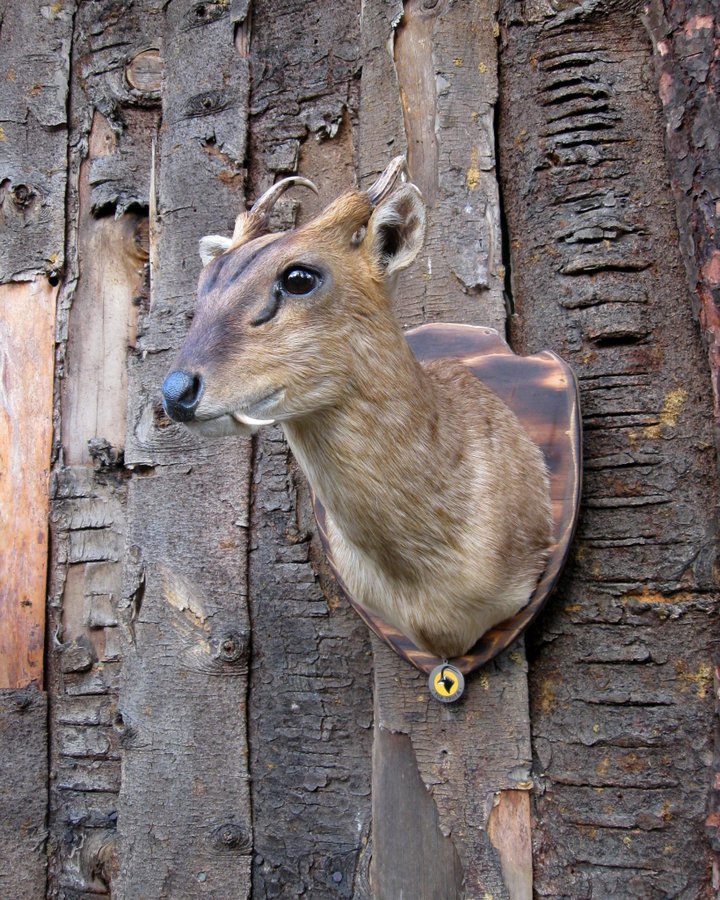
xmin=428 ymin=664 xmax=465 ymax=703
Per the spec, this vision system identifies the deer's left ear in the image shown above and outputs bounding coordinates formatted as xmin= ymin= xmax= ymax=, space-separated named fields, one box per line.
xmin=199 ymin=234 xmax=233 ymax=266
xmin=364 ymin=184 xmax=426 ymax=276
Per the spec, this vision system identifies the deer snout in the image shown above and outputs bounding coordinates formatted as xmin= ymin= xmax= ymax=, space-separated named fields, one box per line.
xmin=162 ymin=370 xmax=204 ymax=422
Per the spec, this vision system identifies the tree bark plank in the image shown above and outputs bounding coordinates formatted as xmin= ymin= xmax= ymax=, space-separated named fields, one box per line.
xmin=45 ymin=1 xmax=164 ymax=891
xmin=0 ymin=0 xmax=72 ymax=282
xmin=0 ymin=687 xmax=49 ymax=898
xmin=245 ymin=3 xmax=376 ymax=896
xmin=499 ymin=2 xmax=719 ymax=894
xmin=116 ymin=1 xmax=254 ymax=896
xmin=360 ymin=2 xmax=533 ymax=896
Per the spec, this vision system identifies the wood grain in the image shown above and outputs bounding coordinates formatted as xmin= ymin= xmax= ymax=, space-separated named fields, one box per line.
xmin=314 ymin=323 xmax=582 ymax=675
xmin=0 ymin=280 xmax=57 ymax=690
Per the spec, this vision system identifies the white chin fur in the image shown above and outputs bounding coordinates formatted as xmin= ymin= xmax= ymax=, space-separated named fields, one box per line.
xmin=184 ymin=415 xmax=257 ymax=438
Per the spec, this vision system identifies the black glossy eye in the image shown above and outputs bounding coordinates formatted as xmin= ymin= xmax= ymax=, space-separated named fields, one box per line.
xmin=281 ymin=267 xmax=318 ymax=295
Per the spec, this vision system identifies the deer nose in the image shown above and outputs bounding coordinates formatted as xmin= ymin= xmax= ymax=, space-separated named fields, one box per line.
xmin=162 ymin=370 xmax=204 ymax=422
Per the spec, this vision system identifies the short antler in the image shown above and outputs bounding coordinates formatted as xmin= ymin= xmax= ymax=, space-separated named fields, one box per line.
xmin=365 ymin=155 xmax=407 ymax=207
xmin=232 ymin=176 xmax=319 ymax=244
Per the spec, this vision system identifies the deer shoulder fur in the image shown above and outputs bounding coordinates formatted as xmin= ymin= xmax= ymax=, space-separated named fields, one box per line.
xmin=162 ymin=162 xmax=553 ymax=659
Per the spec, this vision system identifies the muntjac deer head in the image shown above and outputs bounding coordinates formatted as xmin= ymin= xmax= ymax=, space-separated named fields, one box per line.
xmin=163 ymin=157 xmax=553 ymax=661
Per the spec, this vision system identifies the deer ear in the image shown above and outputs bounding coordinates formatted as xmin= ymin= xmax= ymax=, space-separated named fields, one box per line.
xmin=199 ymin=235 xmax=233 ymax=266
xmin=364 ymin=184 xmax=426 ymax=276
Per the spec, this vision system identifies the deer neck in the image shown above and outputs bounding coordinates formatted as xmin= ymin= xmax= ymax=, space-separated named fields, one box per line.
xmin=282 ymin=313 xmax=455 ymax=578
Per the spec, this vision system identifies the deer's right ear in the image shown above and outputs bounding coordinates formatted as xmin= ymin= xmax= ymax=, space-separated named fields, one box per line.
xmin=199 ymin=235 xmax=233 ymax=266
xmin=364 ymin=184 xmax=426 ymax=277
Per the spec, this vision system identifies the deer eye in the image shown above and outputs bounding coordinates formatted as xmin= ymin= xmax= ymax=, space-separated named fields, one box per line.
xmin=281 ymin=267 xmax=319 ymax=295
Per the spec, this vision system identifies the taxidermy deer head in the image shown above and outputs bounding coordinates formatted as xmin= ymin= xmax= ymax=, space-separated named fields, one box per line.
xmin=162 ymin=157 xmax=552 ymax=659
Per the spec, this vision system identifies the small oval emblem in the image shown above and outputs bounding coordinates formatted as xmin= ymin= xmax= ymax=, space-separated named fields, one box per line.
xmin=429 ymin=664 xmax=465 ymax=703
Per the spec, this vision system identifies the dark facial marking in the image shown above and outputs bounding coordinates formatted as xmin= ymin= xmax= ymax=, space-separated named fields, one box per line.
xmin=250 ymin=283 xmax=283 ymax=327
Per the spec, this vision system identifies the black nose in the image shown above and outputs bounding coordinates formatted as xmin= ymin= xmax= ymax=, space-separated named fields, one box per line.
xmin=162 ymin=370 xmax=204 ymax=422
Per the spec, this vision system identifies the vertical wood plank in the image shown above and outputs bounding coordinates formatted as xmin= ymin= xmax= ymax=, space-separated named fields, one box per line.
xmin=0 ymin=687 xmax=49 ymax=898
xmin=46 ymin=2 xmax=163 ymax=890
xmin=359 ymin=2 xmax=534 ymax=895
xmin=116 ymin=1 xmax=254 ymax=895
xmin=0 ymin=4 xmax=73 ymax=895
xmin=245 ymin=2 xmax=375 ymax=896
xmin=0 ymin=280 xmax=57 ymax=689
xmin=499 ymin=2 xmax=719 ymax=894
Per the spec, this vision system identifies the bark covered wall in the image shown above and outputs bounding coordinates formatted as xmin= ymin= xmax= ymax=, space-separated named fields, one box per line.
xmin=0 ymin=0 xmax=717 ymax=897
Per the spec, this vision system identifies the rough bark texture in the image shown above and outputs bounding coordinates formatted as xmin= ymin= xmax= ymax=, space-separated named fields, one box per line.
xmin=499 ymin=1 xmax=719 ymax=895
xmin=0 ymin=687 xmax=49 ymax=898
xmin=643 ymin=2 xmax=720 ymax=433
xmin=1 ymin=0 xmax=718 ymax=897
xmin=245 ymin=4 xmax=375 ymax=897
xmin=359 ymin=2 xmax=536 ymax=896
xmin=117 ymin=1 xmax=254 ymax=896
xmin=0 ymin=1 xmax=71 ymax=895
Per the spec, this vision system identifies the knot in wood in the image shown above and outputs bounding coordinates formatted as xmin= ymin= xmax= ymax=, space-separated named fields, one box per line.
xmin=184 ymin=89 xmax=228 ymax=118
xmin=211 ymin=823 xmax=251 ymax=853
xmin=125 ymin=48 xmax=163 ymax=97
xmin=184 ymin=1 xmax=229 ymax=30
xmin=215 ymin=630 xmax=250 ymax=665
xmin=12 ymin=183 xmax=35 ymax=208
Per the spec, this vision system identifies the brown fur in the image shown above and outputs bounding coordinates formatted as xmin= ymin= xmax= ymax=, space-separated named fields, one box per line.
xmin=169 ymin=181 xmax=553 ymax=658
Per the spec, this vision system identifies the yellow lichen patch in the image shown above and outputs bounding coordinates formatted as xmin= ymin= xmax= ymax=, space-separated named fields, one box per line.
xmin=677 ymin=661 xmax=713 ymax=699
xmin=478 ymin=61 xmax=488 ymax=74
xmin=0 ymin=126 xmax=5 ymax=142
xmin=564 ymin=603 xmax=583 ymax=614
xmin=645 ymin=388 xmax=688 ymax=438
xmin=596 ymin=757 xmax=610 ymax=777
xmin=478 ymin=672 xmax=490 ymax=691
xmin=6 ymin=69 xmax=16 ymax=81
xmin=515 ymin=128 xmax=529 ymax=151
xmin=592 ymin=723 xmax=600 ymax=733
xmin=466 ymin=166 xmax=481 ymax=191
xmin=539 ymin=675 xmax=559 ymax=713
xmin=623 ymin=587 xmax=695 ymax=604
xmin=492 ymin=22 xmax=500 ymax=38
xmin=454 ymin=58 xmax=464 ymax=67
xmin=509 ymin=650 xmax=524 ymax=665
xmin=50 ymin=1 xmax=63 ymax=13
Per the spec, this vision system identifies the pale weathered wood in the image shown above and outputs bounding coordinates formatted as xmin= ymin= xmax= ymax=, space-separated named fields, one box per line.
xmin=499 ymin=1 xmax=719 ymax=893
xmin=0 ymin=280 xmax=57 ymax=690
xmin=359 ymin=1 xmax=534 ymax=895
xmin=487 ymin=790 xmax=533 ymax=900
xmin=61 ymin=112 xmax=145 ymax=467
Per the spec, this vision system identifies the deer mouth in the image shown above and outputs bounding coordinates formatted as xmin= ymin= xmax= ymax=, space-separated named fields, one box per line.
xmin=233 ymin=388 xmax=286 ymax=425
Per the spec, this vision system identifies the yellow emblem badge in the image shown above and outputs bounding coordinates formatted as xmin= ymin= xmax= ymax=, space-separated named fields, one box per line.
xmin=428 ymin=664 xmax=465 ymax=703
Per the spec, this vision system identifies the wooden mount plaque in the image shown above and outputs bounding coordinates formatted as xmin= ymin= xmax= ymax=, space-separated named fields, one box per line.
xmin=313 ymin=323 xmax=582 ymax=676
